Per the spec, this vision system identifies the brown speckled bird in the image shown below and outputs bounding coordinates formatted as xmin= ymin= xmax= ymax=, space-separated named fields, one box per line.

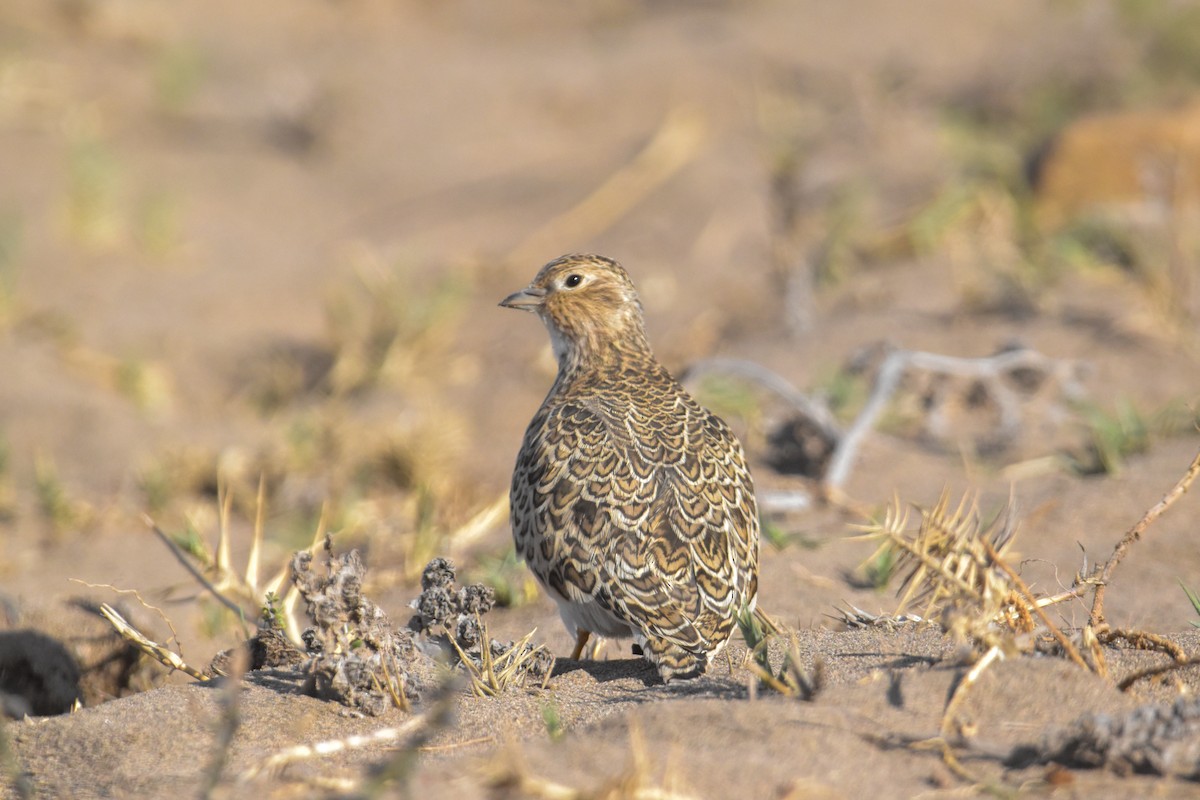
xmin=500 ymin=254 xmax=759 ymax=682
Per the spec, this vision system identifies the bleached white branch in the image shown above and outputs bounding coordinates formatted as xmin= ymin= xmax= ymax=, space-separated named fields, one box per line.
xmin=685 ymin=344 xmax=1087 ymax=496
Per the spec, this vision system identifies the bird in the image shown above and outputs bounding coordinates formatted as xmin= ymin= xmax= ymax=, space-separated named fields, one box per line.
xmin=500 ymin=253 xmax=759 ymax=682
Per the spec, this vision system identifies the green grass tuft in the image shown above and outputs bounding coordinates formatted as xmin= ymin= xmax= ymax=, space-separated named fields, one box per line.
xmin=1181 ymin=581 xmax=1200 ymax=629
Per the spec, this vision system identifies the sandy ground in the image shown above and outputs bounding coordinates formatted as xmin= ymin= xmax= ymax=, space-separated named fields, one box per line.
xmin=3 ymin=1 xmax=1200 ymax=798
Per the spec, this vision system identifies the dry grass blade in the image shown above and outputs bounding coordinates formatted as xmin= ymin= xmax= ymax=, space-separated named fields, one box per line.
xmin=448 ymin=618 xmax=553 ymax=697
xmin=752 ymin=606 xmax=784 ymax=636
xmin=736 ymin=605 xmax=772 ymax=681
xmin=492 ymin=630 xmax=542 ymax=689
xmin=483 ymin=719 xmax=699 ymax=800
xmin=263 ymin=502 xmax=329 ymax=641
xmin=372 ymin=651 xmax=412 ymax=713
xmin=446 ymin=631 xmax=494 ymax=698
xmin=244 ymin=473 xmax=267 ymax=593
xmin=507 ymin=107 xmax=706 ymax=266
xmin=445 ymin=491 xmax=509 ymax=552
xmin=214 ymin=476 xmax=234 ymax=586
xmin=744 ymin=660 xmax=795 ymax=696
xmin=736 ymin=607 xmax=822 ymax=699
xmin=98 ymin=603 xmax=210 ymax=681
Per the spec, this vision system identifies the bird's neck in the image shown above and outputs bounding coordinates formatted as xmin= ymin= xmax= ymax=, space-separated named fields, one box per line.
xmin=550 ymin=324 xmax=660 ymax=391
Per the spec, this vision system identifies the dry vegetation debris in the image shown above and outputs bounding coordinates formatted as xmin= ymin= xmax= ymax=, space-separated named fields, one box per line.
xmin=97 ymin=533 xmax=554 ymax=719
xmin=410 ymin=557 xmax=554 ymax=697
xmin=1012 ymin=695 xmax=1200 ymax=780
xmin=289 ymin=540 xmax=424 ymax=715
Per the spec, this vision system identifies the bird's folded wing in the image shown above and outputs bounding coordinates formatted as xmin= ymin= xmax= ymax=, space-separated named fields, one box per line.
xmin=527 ymin=400 xmax=758 ymax=651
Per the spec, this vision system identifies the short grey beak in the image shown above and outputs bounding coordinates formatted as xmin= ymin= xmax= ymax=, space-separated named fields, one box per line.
xmin=499 ymin=286 xmax=546 ymax=311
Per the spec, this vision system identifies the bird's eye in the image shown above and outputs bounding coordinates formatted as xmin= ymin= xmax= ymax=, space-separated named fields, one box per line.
xmin=563 ymin=274 xmax=583 ymax=289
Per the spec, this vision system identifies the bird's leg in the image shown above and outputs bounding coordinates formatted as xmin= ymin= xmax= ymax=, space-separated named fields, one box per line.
xmin=570 ymin=629 xmax=591 ymax=660
xmin=588 ymin=637 xmax=604 ymax=660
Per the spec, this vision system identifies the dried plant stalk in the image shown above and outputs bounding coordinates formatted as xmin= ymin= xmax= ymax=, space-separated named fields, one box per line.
xmin=98 ymin=603 xmax=210 ymax=681
xmin=1088 ymin=446 xmax=1200 ymax=628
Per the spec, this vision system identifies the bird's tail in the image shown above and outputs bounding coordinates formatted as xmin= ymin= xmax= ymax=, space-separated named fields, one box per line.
xmin=643 ymin=636 xmax=707 ymax=682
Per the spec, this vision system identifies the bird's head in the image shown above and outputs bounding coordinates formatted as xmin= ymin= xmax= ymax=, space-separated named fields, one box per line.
xmin=500 ymin=254 xmax=650 ymax=369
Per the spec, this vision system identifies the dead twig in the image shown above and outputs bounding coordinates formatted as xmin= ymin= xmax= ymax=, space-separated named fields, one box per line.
xmin=359 ymin=687 xmax=457 ymax=798
xmin=828 ymin=345 xmax=1084 ymax=492
xmin=71 ymin=580 xmax=189 ymax=661
xmin=1088 ymin=445 xmax=1200 ymax=629
xmin=1116 ymin=657 xmax=1200 ymax=692
xmin=145 ymin=514 xmax=247 ymax=625
xmin=934 ymin=644 xmax=1006 ymax=788
xmin=982 ymin=539 xmax=1088 ymax=671
xmin=684 ymin=345 xmax=1083 ymax=497
xmin=1099 ymin=628 xmax=1190 ymax=663
xmin=681 ymin=358 xmax=842 ymax=444
xmin=417 ymin=736 xmax=495 ymax=753
xmin=941 ymin=644 xmax=1004 ymax=743
xmin=237 ymin=713 xmax=430 ymax=783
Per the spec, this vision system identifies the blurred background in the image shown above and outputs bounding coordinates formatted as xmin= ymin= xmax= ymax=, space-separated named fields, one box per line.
xmin=2 ymin=0 xmax=1200 ymax=690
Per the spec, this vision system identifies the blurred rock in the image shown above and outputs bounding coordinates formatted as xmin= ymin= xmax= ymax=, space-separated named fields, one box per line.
xmin=1033 ymin=102 xmax=1200 ymax=229
xmin=0 ymin=629 xmax=82 ymax=717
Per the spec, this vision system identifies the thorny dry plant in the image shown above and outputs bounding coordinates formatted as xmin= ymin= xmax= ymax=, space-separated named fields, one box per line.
xmin=855 ymin=490 xmax=1048 ymax=785
xmin=856 ymin=488 xmax=1096 ymax=671
xmin=857 ymin=446 xmax=1200 ymax=788
xmin=148 ymin=474 xmax=326 ymax=644
xmin=856 ymin=490 xmax=1034 ymax=649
